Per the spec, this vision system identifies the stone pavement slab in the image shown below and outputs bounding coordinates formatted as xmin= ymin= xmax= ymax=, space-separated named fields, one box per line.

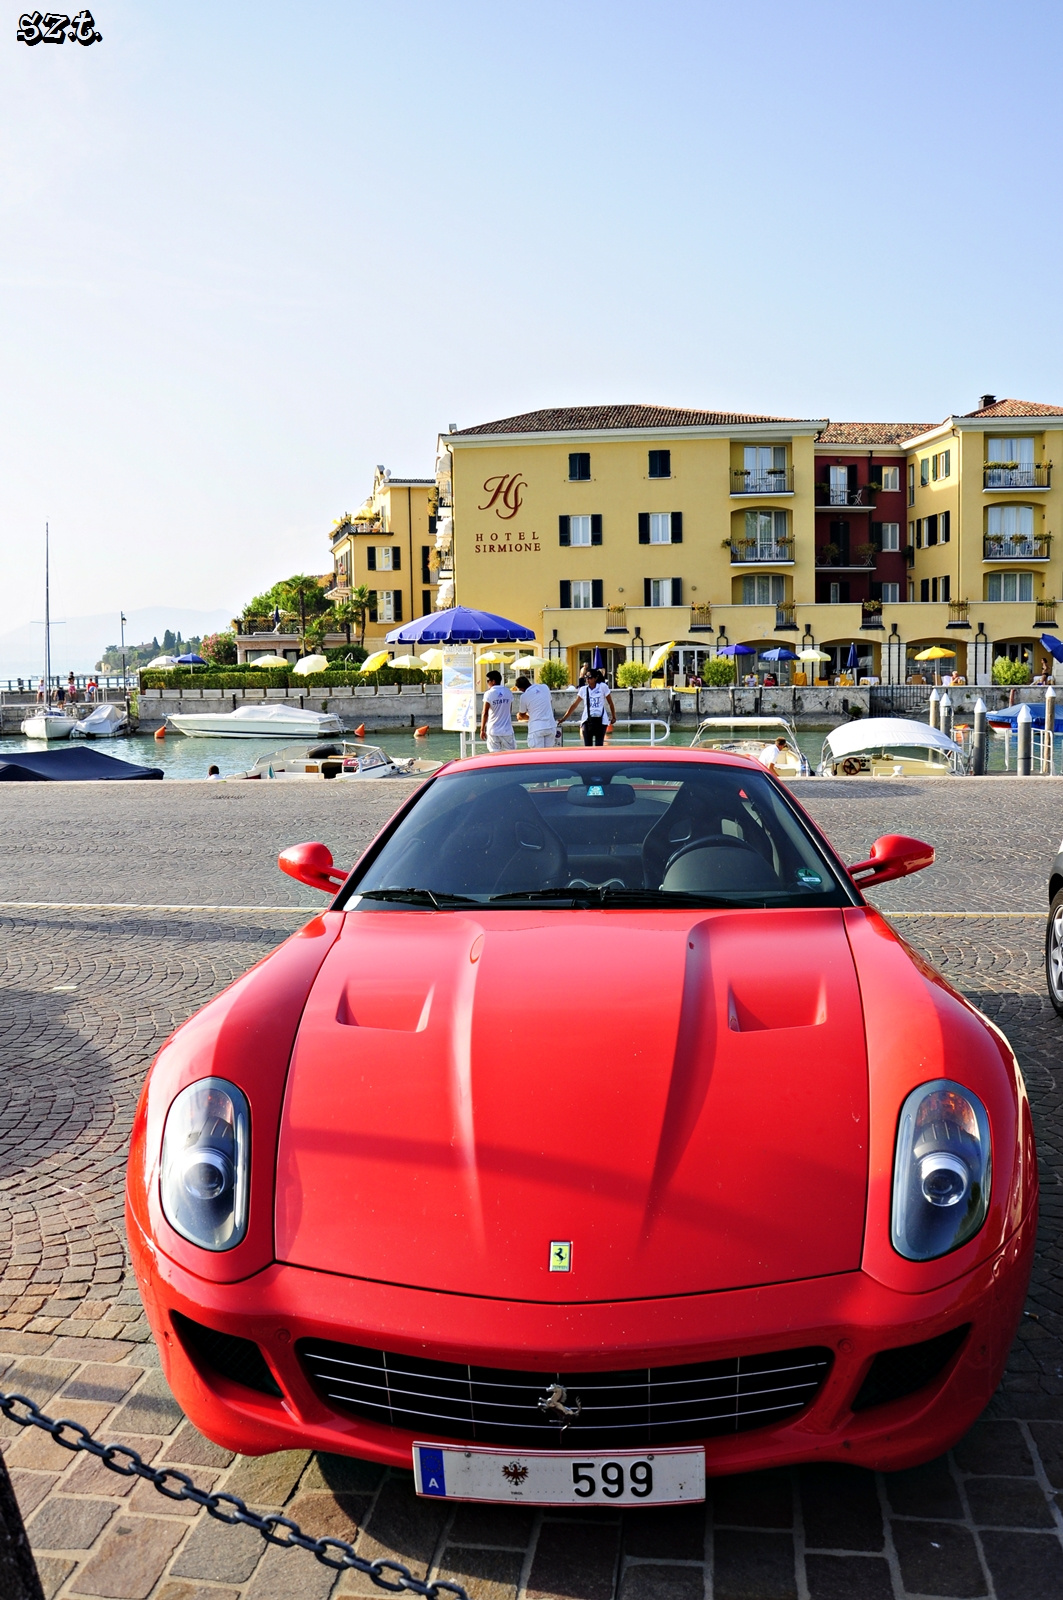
xmin=0 ymin=781 xmax=1061 ymax=1596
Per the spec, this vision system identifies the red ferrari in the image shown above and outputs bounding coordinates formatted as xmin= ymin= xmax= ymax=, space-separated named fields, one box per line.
xmin=126 ymin=749 xmax=1036 ymax=1509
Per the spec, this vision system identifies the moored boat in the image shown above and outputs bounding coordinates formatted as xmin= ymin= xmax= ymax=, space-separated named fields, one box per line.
xmin=819 ymin=717 xmax=963 ymax=776
xmin=239 ymin=740 xmax=442 ymax=780
xmin=169 ymin=704 xmax=343 ymax=739
xmin=690 ymin=716 xmax=810 ymax=776
xmin=21 ymin=712 xmax=74 ymax=741
xmin=72 ymin=703 xmax=127 ymax=738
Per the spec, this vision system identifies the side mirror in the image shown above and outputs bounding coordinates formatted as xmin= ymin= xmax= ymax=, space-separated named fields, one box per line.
xmin=278 ymin=841 xmax=350 ymax=894
xmin=848 ymin=834 xmax=934 ymax=889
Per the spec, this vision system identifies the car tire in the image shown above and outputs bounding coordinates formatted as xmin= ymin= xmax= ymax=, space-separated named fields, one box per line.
xmin=1046 ymin=889 xmax=1063 ymax=1016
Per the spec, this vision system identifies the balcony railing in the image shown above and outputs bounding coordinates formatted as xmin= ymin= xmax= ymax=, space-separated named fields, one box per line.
xmin=983 ymin=534 xmax=1052 ymax=560
xmin=947 ymin=601 xmax=971 ymax=628
xmin=604 ymin=606 xmax=628 ymax=632
xmin=983 ymin=464 xmax=1051 ymax=489
xmin=1036 ymin=600 xmax=1057 ymax=626
xmin=730 ymin=539 xmax=794 ymax=563
xmin=775 ymin=603 xmax=797 ymax=629
xmin=816 ymin=545 xmax=877 ymax=568
xmin=731 ymin=468 xmax=794 ymax=495
xmin=689 ymin=603 xmax=713 ymax=631
xmin=815 ymin=484 xmax=876 ymax=507
xmin=860 ymin=602 xmax=884 ymax=630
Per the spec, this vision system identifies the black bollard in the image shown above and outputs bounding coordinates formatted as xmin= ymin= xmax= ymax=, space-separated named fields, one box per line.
xmin=0 ymin=1451 xmax=44 ymax=1599
xmin=971 ymin=698 xmax=987 ymax=775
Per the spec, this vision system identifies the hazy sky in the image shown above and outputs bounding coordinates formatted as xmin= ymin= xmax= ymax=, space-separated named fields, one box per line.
xmin=3 ymin=0 xmax=1062 ymax=639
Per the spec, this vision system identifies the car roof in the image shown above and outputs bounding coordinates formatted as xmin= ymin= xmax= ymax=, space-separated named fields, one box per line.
xmin=437 ymin=747 xmax=763 ymax=776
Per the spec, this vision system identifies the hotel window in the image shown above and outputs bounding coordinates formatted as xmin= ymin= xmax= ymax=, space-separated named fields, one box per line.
xmin=421 ymin=545 xmax=432 ymax=583
xmin=741 ymin=574 xmax=785 ymax=605
xmin=648 ymin=449 xmax=671 ymax=479
xmin=638 ymin=512 xmax=683 ymax=544
xmin=925 ymin=515 xmax=938 ymax=547
xmin=569 ymin=452 xmax=591 ymax=481
xmin=908 ymin=464 xmax=916 ymax=505
xmin=909 ymin=519 xmax=916 ymax=547
xmin=986 ymin=503 xmax=1035 ymax=552
xmin=742 ymin=508 xmax=788 ymax=552
xmin=881 ymin=466 xmax=900 ymax=492
xmin=744 ymin=445 xmax=787 ymax=492
xmin=879 ymin=522 xmax=901 ymax=551
xmin=644 ymin=577 xmax=683 ymax=606
xmin=367 ymin=546 xmax=400 ymax=571
xmin=986 ymin=571 xmax=1034 ymax=602
xmin=559 ymin=514 xmax=602 ymax=546
xmin=986 ymin=438 xmax=1036 ymax=488
xmin=940 ymin=509 xmax=950 ymax=542
xmin=920 ymin=458 xmax=930 ymax=486
xmin=559 ymin=579 xmax=603 ymax=609
xmin=369 ymin=590 xmax=402 ymax=623
xmin=881 ymin=582 xmax=901 ymax=603
xmin=931 ymin=450 xmax=951 ymax=480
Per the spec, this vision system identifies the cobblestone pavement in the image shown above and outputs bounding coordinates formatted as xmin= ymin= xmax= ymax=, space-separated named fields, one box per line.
xmin=0 ymin=781 xmax=1061 ymax=1598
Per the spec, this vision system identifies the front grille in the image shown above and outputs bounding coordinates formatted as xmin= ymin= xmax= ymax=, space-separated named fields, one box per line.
xmin=852 ymin=1325 xmax=970 ymax=1412
xmin=298 ymin=1340 xmax=832 ymax=1450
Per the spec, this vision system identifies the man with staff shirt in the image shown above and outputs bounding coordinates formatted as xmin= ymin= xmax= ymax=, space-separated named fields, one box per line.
xmin=515 ymin=674 xmax=557 ymax=749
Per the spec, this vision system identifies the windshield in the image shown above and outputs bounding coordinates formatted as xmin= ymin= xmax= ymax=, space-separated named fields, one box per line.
xmin=343 ymin=760 xmax=855 ymax=910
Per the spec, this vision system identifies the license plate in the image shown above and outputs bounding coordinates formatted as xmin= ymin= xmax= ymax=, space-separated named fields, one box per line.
xmin=413 ymin=1442 xmax=705 ymax=1506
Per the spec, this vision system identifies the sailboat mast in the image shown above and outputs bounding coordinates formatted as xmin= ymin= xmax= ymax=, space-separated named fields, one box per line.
xmin=44 ymin=522 xmax=51 ymax=693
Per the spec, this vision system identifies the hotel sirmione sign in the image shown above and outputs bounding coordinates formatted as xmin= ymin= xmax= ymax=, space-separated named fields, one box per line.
xmin=475 ymin=472 xmax=540 ymax=555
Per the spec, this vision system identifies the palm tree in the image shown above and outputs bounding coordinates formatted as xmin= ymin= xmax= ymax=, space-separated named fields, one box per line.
xmin=277 ymin=575 xmax=329 ymax=650
xmin=348 ymin=585 xmax=371 ymax=648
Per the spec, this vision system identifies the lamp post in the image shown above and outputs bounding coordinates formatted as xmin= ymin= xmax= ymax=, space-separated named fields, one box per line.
xmin=120 ymin=611 xmax=127 ymax=690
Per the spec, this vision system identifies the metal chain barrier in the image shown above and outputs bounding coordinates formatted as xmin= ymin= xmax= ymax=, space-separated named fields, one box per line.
xmin=0 ymin=1390 xmax=470 ymax=1600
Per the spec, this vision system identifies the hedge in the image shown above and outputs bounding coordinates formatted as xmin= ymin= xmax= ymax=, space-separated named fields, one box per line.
xmin=139 ymin=667 xmax=442 ymax=690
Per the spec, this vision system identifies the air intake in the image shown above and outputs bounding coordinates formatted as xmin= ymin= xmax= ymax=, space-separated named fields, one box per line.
xmin=851 ymin=1325 xmax=969 ymax=1412
xmin=173 ymin=1313 xmax=282 ymax=1398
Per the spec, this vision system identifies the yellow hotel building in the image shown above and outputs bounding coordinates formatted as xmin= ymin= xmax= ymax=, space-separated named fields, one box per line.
xmin=429 ymin=398 xmax=1063 ymax=683
xmin=328 ymin=467 xmax=440 ymax=648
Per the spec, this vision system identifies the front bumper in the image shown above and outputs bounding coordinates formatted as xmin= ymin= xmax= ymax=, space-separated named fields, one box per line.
xmin=128 ymin=1203 xmax=1035 ymax=1477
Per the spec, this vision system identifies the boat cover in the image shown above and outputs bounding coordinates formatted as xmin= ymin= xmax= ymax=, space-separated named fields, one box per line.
xmin=824 ymin=717 xmax=961 ymax=759
xmin=0 ymin=747 xmax=163 ymax=781
xmin=74 ymin=703 xmax=125 ymax=736
xmin=986 ymin=704 xmax=1063 ymax=731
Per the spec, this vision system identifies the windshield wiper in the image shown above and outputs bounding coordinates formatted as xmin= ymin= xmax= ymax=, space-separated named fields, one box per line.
xmin=355 ymin=887 xmax=481 ymax=908
xmin=485 ymin=887 xmax=601 ymax=905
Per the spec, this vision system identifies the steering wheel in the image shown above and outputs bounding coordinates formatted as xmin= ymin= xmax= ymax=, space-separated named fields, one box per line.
xmin=840 ymin=757 xmax=861 ymax=776
xmin=663 ymin=834 xmax=764 ymax=875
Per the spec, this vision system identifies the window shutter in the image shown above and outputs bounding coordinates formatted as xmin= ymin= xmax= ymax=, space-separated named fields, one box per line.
xmin=847 ymin=465 xmax=858 ymax=492
xmin=638 ymin=513 xmax=650 ymax=544
xmin=392 ymin=547 xmax=401 ymax=570
xmin=920 ymin=578 xmax=930 ymax=602
xmin=368 ymin=591 xmax=378 ymax=621
xmin=367 ymin=547 xmax=376 ymax=571
xmin=591 ymin=514 xmax=602 ymax=545
xmin=671 ymin=512 xmax=682 ymax=543
xmin=644 ymin=578 xmax=652 ymax=606
xmin=559 ymin=515 xmax=570 ymax=547
xmin=393 ymin=590 xmax=403 ymax=621
xmin=870 ymin=580 xmax=882 ymax=600
xmin=671 ymin=577 xmax=683 ymax=605
xmin=560 ymin=580 xmax=571 ymax=609
xmin=871 ymin=520 xmax=882 ymax=548
xmin=940 ymin=509 xmax=950 ymax=542
xmin=869 ymin=464 xmax=883 ymax=489
xmin=592 ymin=579 xmax=604 ymax=608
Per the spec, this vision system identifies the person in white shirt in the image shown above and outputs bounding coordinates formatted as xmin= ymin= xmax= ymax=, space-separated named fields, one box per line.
xmin=558 ymin=669 xmax=617 ymax=747
xmin=515 ymin=675 xmax=557 ymax=749
xmin=480 ymin=671 xmax=516 ymax=752
xmin=758 ymin=737 xmax=788 ymax=773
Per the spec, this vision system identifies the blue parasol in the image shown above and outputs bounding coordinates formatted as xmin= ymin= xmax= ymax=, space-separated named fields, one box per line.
xmin=592 ymin=646 xmax=605 ymax=671
xmin=716 ymin=643 xmax=756 ymax=656
xmin=845 ymin=643 xmax=859 ymax=671
xmin=176 ymin=653 xmax=206 ymax=665
xmin=1040 ymin=633 xmax=1063 ymax=663
xmin=386 ymin=606 xmax=536 ymax=644
xmin=761 ymin=647 xmax=798 ymax=661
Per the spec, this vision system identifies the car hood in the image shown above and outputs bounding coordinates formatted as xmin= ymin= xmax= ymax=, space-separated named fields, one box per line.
xmin=275 ymin=908 xmax=868 ymax=1301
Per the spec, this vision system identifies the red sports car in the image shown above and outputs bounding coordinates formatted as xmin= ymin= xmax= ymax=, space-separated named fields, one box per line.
xmin=126 ymin=749 xmax=1036 ymax=1509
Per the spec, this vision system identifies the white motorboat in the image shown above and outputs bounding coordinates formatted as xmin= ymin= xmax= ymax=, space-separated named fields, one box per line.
xmin=690 ymin=716 xmax=810 ymax=777
xmin=819 ymin=717 xmax=963 ymax=777
xmin=72 ymin=703 xmax=127 ymax=738
xmin=168 ymin=704 xmax=344 ymax=739
xmin=239 ymin=740 xmax=441 ymax=780
xmin=21 ymin=712 xmax=74 ymax=741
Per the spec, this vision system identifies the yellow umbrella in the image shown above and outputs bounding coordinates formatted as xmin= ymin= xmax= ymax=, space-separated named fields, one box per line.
xmin=915 ymin=646 xmax=956 ymax=660
xmin=512 ymin=655 xmax=546 ymax=670
xmin=648 ymin=640 xmax=676 ymax=672
xmin=359 ymin=649 xmax=390 ymax=673
xmin=419 ymin=649 xmax=444 ymax=669
xmin=476 ymin=650 xmax=515 ymax=664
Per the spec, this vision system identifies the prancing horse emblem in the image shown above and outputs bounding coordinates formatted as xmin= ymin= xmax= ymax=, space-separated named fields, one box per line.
xmin=538 ymin=1382 xmax=582 ymax=1430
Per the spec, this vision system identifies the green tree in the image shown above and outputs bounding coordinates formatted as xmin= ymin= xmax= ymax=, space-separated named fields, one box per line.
xmin=616 ymin=661 xmax=651 ymax=688
xmin=539 ymin=659 xmax=569 ymax=689
xmin=162 ymin=629 xmax=176 ymax=652
xmin=201 ymin=631 xmax=237 ymax=665
xmin=703 ymin=656 xmax=738 ymax=686
xmin=346 ymin=585 xmax=371 ymax=647
xmin=992 ymin=655 xmax=1032 ymax=685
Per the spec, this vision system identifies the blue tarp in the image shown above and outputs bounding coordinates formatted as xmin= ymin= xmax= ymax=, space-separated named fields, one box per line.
xmin=0 ymin=747 xmax=163 ymax=781
xmin=985 ymin=704 xmax=1063 ymax=732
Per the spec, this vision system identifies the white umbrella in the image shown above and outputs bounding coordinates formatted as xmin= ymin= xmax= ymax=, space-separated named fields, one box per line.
xmin=797 ymin=648 xmax=831 ymax=662
xmin=249 ymin=654 xmax=289 ymax=667
xmin=648 ymin=641 xmax=676 ymax=672
xmin=291 ymin=654 xmax=329 ymax=676
xmin=388 ymin=654 xmax=424 ymax=669
xmin=145 ymin=655 xmax=178 ymax=668
xmin=512 ymin=655 xmax=546 ymax=670
xmin=419 ymin=649 xmax=444 ymax=669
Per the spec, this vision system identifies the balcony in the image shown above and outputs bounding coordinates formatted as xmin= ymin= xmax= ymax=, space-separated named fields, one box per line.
xmin=730 ymin=539 xmax=794 ymax=564
xmin=731 ymin=468 xmax=794 ymax=495
xmin=946 ymin=601 xmax=971 ymax=629
xmin=1036 ymin=600 xmax=1057 ymax=626
xmin=983 ymin=534 xmax=1052 ymax=560
xmin=860 ymin=602 xmax=884 ymax=630
xmin=983 ymin=464 xmax=1051 ymax=490
xmin=814 ymin=484 xmax=876 ymax=509
xmin=689 ymin=603 xmax=713 ymax=632
xmin=774 ymin=603 xmax=797 ymax=630
xmin=815 ymin=543 xmax=877 ymax=569
xmin=604 ymin=606 xmax=628 ymax=633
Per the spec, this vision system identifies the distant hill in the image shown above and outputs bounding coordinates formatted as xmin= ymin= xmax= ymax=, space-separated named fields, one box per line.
xmin=0 ymin=607 xmax=233 ymax=680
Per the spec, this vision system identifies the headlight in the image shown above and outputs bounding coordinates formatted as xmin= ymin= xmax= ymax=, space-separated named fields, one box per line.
xmin=160 ymin=1079 xmax=249 ymax=1251
xmin=891 ymin=1080 xmax=991 ymax=1261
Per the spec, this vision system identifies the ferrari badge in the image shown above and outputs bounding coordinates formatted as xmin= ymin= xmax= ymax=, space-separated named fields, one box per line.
xmin=549 ymin=1240 xmax=572 ymax=1272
